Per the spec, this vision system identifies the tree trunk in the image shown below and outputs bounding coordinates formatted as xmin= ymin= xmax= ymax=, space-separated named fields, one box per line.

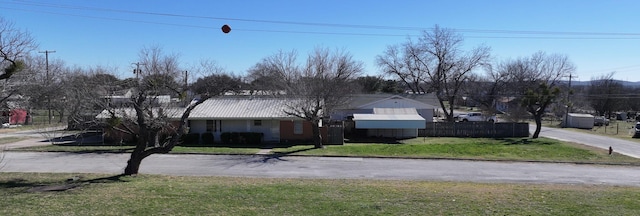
xmin=532 ymin=114 xmax=543 ymax=139
xmin=123 ymin=152 xmax=144 ymax=175
xmin=311 ymin=120 xmax=323 ymax=148
xmin=58 ymin=110 xmax=64 ymax=123
xmin=124 ymin=129 xmax=149 ymax=175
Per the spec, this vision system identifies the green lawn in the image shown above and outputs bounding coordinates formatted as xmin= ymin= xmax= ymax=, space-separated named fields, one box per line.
xmin=0 ymin=137 xmax=27 ymax=145
xmin=273 ymin=137 xmax=640 ymax=164
xmin=0 ymin=173 xmax=639 ymax=215
xmin=13 ymin=137 xmax=640 ymax=164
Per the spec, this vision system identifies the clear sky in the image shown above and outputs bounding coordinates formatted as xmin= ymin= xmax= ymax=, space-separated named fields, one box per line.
xmin=2 ymin=0 xmax=640 ymax=82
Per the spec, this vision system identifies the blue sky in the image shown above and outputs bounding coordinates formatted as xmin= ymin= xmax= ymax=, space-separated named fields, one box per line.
xmin=3 ymin=0 xmax=640 ymax=82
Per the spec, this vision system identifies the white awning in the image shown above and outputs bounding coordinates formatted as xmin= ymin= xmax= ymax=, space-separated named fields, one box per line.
xmin=353 ymin=113 xmax=426 ymax=129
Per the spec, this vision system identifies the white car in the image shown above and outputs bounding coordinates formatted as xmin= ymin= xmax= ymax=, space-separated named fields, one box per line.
xmin=456 ymin=112 xmax=498 ymax=122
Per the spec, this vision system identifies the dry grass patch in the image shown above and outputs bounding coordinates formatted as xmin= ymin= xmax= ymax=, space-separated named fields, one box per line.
xmin=1 ymin=173 xmax=639 ymax=215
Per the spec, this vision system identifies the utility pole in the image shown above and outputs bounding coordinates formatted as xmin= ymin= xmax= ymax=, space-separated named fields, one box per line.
xmin=564 ymin=74 xmax=577 ymax=127
xmin=39 ymin=50 xmax=56 ymax=124
xmin=132 ymin=62 xmax=146 ymax=80
xmin=182 ymin=70 xmax=188 ymax=102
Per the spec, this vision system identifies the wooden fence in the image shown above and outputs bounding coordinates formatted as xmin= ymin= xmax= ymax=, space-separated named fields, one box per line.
xmin=418 ymin=122 xmax=529 ymax=138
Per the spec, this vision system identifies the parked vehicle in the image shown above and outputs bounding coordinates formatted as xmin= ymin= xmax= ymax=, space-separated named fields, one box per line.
xmin=633 ymin=122 xmax=640 ymax=138
xmin=456 ymin=112 xmax=497 ymax=122
xmin=594 ymin=116 xmax=610 ymax=126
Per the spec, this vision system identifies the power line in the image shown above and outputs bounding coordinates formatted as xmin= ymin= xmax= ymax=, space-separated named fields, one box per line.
xmin=4 ymin=5 xmax=640 ymax=40
xmin=4 ymin=1 xmax=640 ymax=38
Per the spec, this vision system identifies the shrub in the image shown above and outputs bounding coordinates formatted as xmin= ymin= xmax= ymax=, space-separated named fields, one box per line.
xmin=201 ymin=133 xmax=214 ymax=146
xmin=180 ymin=133 xmax=200 ymax=146
xmin=220 ymin=132 xmax=263 ymax=144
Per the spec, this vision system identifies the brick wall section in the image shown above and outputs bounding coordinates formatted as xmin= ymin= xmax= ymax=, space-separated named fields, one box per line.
xmin=280 ymin=120 xmax=329 ymax=144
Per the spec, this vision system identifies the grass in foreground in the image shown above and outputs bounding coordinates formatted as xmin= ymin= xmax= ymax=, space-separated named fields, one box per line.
xmin=0 ymin=173 xmax=639 ymax=215
xmin=274 ymin=137 xmax=640 ymax=164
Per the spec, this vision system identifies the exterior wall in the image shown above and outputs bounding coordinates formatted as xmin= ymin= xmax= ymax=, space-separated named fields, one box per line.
xmin=355 ymin=119 xmax=426 ymax=129
xmin=1 ymin=109 xmax=27 ymax=124
xmin=333 ymin=108 xmax=433 ymax=122
xmin=567 ymin=114 xmax=594 ymax=129
xmin=366 ymin=129 xmax=418 ymax=138
xmin=417 ymin=109 xmax=434 ymax=121
xmin=189 ymin=119 xmax=280 ymax=142
xmin=280 ymin=120 xmax=329 ymax=143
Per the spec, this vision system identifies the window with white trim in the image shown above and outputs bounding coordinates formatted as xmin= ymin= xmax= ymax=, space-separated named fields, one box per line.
xmin=294 ymin=121 xmax=303 ymax=134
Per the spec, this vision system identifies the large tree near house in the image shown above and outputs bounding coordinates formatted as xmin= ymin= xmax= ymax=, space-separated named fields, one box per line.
xmin=376 ymin=25 xmax=490 ymax=122
xmin=497 ymin=51 xmax=575 ymax=138
xmin=102 ymin=46 xmax=229 ymax=175
xmin=248 ymin=48 xmax=363 ymax=148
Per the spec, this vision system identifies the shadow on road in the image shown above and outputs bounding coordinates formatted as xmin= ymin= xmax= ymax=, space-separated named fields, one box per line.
xmin=260 ymin=147 xmax=316 ymax=163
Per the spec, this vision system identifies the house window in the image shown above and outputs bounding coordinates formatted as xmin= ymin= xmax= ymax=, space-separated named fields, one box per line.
xmin=254 ymin=120 xmax=262 ymax=126
xmin=206 ymin=120 xmax=215 ymax=132
xmin=294 ymin=121 xmax=303 ymax=135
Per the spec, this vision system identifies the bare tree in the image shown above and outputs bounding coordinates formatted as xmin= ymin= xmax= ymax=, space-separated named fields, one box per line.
xmin=0 ymin=17 xmax=37 ymax=81
xmin=587 ymin=72 xmax=624 ymax=118
xmin=247 ymin=50 xmax=299 ymax=94
xmin=463 ymin=71 xmax=506 ymax=114
xmin=377 ymin=25 xmax=490 ymax=122
xmin=99 ymin=46 xmax=230 ymax=175
xmin=376 ymin=43 xmax=428 ymax=94
xmin=498 ymin=52 xmax=575 ymax=138
xmin=249 ymin=48 xmax=363 ymax=148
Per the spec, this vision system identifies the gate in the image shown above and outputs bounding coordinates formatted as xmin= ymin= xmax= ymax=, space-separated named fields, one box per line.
xmin=325 ymin=121 xmax=344 ymax=145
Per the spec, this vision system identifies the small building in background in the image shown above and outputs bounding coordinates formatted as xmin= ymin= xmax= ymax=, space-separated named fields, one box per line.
xmin=1 ymin=108 xmax=28 ymax=125
xmin=565 ymin=113 xmax=594 ymax=129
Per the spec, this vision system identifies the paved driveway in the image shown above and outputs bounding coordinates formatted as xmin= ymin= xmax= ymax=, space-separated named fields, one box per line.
xmin=2 ymin=152 xmax=640 ymax=186
xmin=533 ymin=125 xmax=640 ymax=158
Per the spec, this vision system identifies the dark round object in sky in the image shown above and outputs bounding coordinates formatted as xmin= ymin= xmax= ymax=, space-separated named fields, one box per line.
xmin=221 ymin=24 xmax=231 ymax=33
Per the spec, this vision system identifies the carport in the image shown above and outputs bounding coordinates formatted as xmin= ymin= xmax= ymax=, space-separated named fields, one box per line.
xmin=353 ymin=108 xmax=426 ymax=138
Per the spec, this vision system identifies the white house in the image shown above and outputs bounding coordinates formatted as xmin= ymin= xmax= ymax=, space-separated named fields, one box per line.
xmin=187 ymin=96 xmax=322 ymax=143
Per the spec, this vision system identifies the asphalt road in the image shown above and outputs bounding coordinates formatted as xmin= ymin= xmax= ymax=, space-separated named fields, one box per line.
xmin=532 ymin=125 xmax=640 ymax=158
xmin=2 ymin=152 xmax=640 ymax=186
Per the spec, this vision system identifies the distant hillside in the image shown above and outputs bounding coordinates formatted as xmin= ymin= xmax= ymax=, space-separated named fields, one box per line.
xmin=569 ymin=80 xmax=640 ymax=87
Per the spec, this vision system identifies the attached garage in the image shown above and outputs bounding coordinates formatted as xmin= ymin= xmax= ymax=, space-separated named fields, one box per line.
xmin=353 ymin=108 xmax=426 ymax=138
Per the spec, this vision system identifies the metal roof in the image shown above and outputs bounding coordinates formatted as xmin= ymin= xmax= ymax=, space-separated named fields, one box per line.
xmin=373 ymin=108 xmax=419 ymax=115
xmin=188 ymin=97 xmax=299 ymax=120
xmin=340 ymin=94 xmax=439 ymax=109
xmin=353 ymin=114 xmax=425 ymax=121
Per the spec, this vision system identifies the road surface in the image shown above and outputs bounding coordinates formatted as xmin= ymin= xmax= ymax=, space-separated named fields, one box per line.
xmin=2 ymin=152 xmax=639 ymax=186
xmin=532 ymin=125 xmax=640 ymax=158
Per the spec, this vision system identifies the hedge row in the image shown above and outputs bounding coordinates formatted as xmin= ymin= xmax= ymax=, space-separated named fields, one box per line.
xmin=178 ymin=132 xmax=264 ymax=146
xmin=221 ymin=132 xmax=263 ymax=144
